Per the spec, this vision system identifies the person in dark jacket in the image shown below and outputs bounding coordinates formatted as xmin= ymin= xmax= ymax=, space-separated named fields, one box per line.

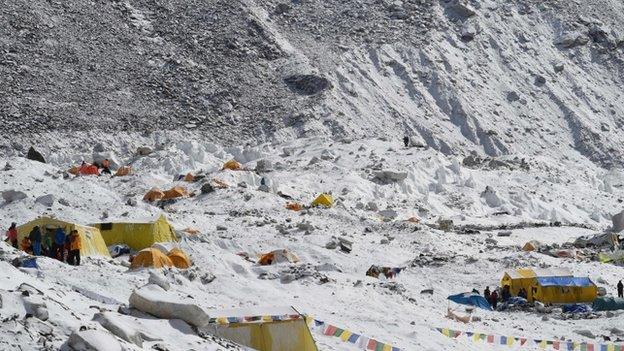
xmin=618 ymin=280 xmax=623 ymax=298
xmin=53 ymin=228 xmax=66 ymax=261
xmin=501 ymin=285 xmax=511 ymax=302
xmin=518 ymin=288 xmax=528 ymax=299
xmin=6 ymin=222 xmax=17 ymax=248
xmin=29 ymin=226 xmax=42 ymax=256
xmin=489 ymin=290 xmax=498 ymax=310
xmin=484 ymin=286 xmax=491 ymax=301
xmin=403 ymin=136 xmax=410 ymax=147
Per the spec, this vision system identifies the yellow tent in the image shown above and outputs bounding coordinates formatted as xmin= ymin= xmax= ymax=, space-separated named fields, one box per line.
xmin=522 ymin=240 xmax=540 ymax=252
xmin=91 ymin=215 xmax=178 ymax=251
xmin=205 ymin=306 xmax=317 ymax=351
xmin=500 ymin=268 xmax=571 ymax=301
xmin=17 ymin=217 xmax=110 ymax=258
xmin=168 ymin=248 xmax=192 ymax=269
xmin=311 ymin=194 xmax=333 ymax=208
xmin=130 ymin=248 xmax=173 ymax=269
xmin=531 ymin=276 xmax=597 ymax=304
xmin=222 ymin=160 xmax=243 ymax=171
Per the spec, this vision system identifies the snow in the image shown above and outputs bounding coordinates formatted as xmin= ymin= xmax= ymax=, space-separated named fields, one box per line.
xmin=1 ymin=135 xmax=623 ymax=350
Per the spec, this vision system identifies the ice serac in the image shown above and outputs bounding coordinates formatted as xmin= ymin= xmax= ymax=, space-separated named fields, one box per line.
xmin=128 ymin=284 xmax=210 ymax=328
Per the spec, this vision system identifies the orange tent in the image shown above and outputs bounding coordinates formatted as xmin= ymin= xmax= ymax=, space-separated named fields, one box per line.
xmin=130 ymin=248 xmax=173 ymax=269
xmin=183 ymin=173 xmax=195 ymax=182
xmin=286 ymin=203 xmax=302 ymax=211
xmin=143 ymin=188 xmax=165 ymax=202
xmin=79 ymin=164 xmax=100 ymax=176
xmin=222 ymin=160 xmax=242 ymax=171
xmin=406 ymin=217 xmax=420 ymax=224
xmin=168 ymin=248 xmax=192 ymax=269
xmin=115 ymin=166 xmax=132 ymax=176
xmin=258 ymin=249 xmax=300 ymax=265
xmin=162 ymin=186 xmax=188 ymax=200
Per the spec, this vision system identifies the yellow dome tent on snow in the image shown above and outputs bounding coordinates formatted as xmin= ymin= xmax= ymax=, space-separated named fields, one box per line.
xmin=168 ymin=248 xmax=192 ymax=269
xmin=130 ymin=248 xmax=173 ymax=269
xmin=311 ymin=193 xmax=333 ymax=208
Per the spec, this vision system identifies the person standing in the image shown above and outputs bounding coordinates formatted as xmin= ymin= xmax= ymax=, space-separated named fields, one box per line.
xmin=53 ymin=228 xmax=66 ymax=261
xmin=5 ymin=222 xmax=17 ymax=248
xmin=618 ymin=280 xmax=623 ymax=298
xmin=484 ymin=286 xmax=491 ymax=301
xmin=29 ymin=226 xmax=42 ymax=256
xmin=68 ymin=230 xmax=81 ymax=266
xmin=489 ymin=289 xmax=498 ymax=310
xmin=403 ymin=136 xmax=410 ymax=148
xmin=43 ymin=230 xmax=53 ymax=257
xmin=101 ymin=159 xmax=112 ymax=175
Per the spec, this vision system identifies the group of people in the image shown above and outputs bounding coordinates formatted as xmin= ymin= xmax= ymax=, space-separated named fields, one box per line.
xmin=479 ymin=285 xmax=520 ymax=309
xmin=5 ymin=223 xmax=82 ymax=266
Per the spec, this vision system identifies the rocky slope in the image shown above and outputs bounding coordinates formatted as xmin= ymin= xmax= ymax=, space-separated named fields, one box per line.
xmin=2 ymin=0 xmax=624 ymax=167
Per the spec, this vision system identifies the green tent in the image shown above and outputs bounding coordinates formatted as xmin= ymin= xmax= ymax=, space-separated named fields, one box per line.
xmin=592 ymin=296 xmax=624 ymax=311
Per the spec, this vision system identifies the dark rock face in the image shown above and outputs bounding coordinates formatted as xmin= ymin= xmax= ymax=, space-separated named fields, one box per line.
xmin=27 ymin=147 xmax=45 ymax=163
xmin=284 ymin=75 xmax=332 ymax=95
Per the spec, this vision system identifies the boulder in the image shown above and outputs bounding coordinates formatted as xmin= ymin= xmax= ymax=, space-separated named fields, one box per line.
xmin=283 ymin=74 xmax=332 ymax=95
xmin=200 ymin=182 xmax=215 ymax=194
xmin=35 ymin=194 xmax=55 ymax=207
xmin=481 ymin=186 xmax=502 ymax=207
xmin=365 ymin=201 xmax=379 ymax=211
xmin=379 ymin=209 xmax=398 ymax=220
xmin=320 ymin=149 xmax=335 ymax=161
xmin=128 ymin=284 xmax=210 ymax=328
xmin=93 ymin=312 xmax=161 ymax=347
xmin=556 ymin=31 xmax=590 ymax=48
xmin=612 ymin=210 xmax=624 ymax=232
xmin=373 ymin=170 xmax=408 ymax=184
xmin=93 ymin=152 xmax=120 ymax=169
xmin=449 ymin=0 xmax=477 ymax=18
xmin=148 ymin=271 xmax=170 ymax=291
xmin=26 ymin=147 xmax=45 ymax=163
xmin=137 ymin=147 xmax=153 ymax=156
xmin=255 ymin=159 xmax=273 ymax=173
xmin=460 ymin=20 xmax=478 ymax=42
xmin=2 ymin=190 xmax=27 ymax=203
xmin=67 ymin=329 xmax=123 ymax=351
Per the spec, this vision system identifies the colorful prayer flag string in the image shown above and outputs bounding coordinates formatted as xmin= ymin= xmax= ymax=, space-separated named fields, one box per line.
xmin=307 ymin=316 xmax=402 ymax=351
xmin=436 ymin=327 xmax=624 ymax=351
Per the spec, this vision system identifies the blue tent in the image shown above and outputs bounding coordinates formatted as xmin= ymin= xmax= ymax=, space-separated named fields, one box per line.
xmin=536 ymin=277 xmax=594 ymax=287
xmin=447 ymin=293 xmax=492 ymax=310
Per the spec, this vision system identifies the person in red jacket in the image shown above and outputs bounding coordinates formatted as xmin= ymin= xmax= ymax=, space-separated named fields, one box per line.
xmin=5 ymin=222 xmax=17 ymax=248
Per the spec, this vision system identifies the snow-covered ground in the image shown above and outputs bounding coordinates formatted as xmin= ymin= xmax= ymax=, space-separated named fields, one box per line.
xmin=1 ymin=135 xmax=623 ymax=350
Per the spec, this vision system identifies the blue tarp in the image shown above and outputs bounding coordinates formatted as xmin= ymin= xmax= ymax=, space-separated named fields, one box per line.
xmin=20 ymin=258 xmax=38 ymax=269
xmin=562 ymin=304 xmax=592 ymax=313
xmin=536 ymin=277 xmax=594 ymax=287
xmin=447 ymin=293 xmax=492 ymax=310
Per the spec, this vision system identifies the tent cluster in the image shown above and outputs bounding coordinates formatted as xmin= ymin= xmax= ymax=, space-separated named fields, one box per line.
xmin=143 ymin=186 xmax=190 ymax=203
